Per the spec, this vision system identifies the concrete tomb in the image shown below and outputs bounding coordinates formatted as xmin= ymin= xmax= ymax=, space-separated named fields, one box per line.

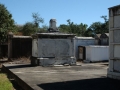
xmin=31 ymin=19 xmax=76 ymax=66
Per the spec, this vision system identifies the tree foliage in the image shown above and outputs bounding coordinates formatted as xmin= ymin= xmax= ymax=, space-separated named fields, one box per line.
xmin=32 ymin=13 xmax=44 ymax=28
xmin=0 ymin=3 xmax=15 ymax=43
xmin=0 ymin=4 xmax=108 ymax=38
xmin=21 ymin=13 xmax=45 ymax=35
xmin=89 ymin=22 xmax=103 ymax=34
xmin=59 ymin=16 xmax=109 ymax=37
xmin=38 ymin=24 xmax=48 ymax=33
xmin=59 ymin=19 xmax=88 ymax=36
xmin=88 ymin=15 xmax=109 ymax=36
xmin=22 ymin=22 xmax=37 ymax=36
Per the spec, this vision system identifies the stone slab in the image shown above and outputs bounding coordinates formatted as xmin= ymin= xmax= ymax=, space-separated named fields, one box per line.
xmin=3 ymin=62 xmax=120 ymax=90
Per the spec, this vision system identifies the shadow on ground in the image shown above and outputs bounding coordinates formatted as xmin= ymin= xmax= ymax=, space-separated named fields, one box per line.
xmin=38 ymin=78 xmax=120 ymax=90
xmin=10 ymin=79 xmax=24 ymax=90
xmin=0 ymin=60 xmax=9 ymax=63
xmin=4 ymin=64 xmax=32 ymax=69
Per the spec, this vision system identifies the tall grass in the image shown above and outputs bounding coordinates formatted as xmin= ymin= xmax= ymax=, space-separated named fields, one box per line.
xmin=0 ymin=70 xmax=13 ymax=90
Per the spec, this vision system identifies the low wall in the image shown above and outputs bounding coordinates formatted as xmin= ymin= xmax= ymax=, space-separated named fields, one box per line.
xmin=8 ymin=35 xmax=32 ymax=60
xmin=74 ymin=37 xmax=95 ymax=60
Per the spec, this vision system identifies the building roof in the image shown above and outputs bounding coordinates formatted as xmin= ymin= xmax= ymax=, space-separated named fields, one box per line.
xmin=95 ymin=33 xmax=109 ymax=39
xmin=85 ymin=45 xmax=109 ymax=47
xmin=32 ymin=33 xmax=76 ymax=38
xmin=13 ymin=36 xmax=32 ymax=38
xmin=74 ymin=36 xmax=94 ymax=39
xmin=100 ymin=33 xmax=109 ymax=38
xmin=94 ymin=34 xmax=101 ymax=39
xmin=96 ymin=34 xmax=101 ymax=38
xmin=108 ymin=4 xmax=120 ymax=9
xmin=36 ymin=33 xmax=76 ymax=36
xmin=105 ymin=33 xmax=109 ymax=37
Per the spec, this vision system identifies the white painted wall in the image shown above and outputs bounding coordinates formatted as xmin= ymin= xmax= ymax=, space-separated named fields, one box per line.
xmin=74 ymin=37 xmax=95 ymax=60
xmin=108 ymin=5 xmax=120 ymax=80
xmin=85 ymin=46 xmax=109 ymax=62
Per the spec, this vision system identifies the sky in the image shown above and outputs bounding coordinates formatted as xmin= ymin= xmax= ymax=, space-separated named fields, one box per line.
xmin=0 ymin=0 xmax=120 ymax=27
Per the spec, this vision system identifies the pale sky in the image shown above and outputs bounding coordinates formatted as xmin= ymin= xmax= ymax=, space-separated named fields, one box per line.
xmin=0 ymin=0 xmax=120 ymax=27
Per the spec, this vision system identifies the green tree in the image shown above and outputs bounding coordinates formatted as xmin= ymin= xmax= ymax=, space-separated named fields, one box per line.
xmin=101 ymin=15 xmax=108 ymax=23
xmin=77 ymin=23 xmax=88 ymax=36
xmin=0 ymin=3 xmax=15 ymax=43
xmin=13 ymin=25 xmax=23 ymax=35
xmin=59 ymin=19 xmax=88 ymax=36
xmin=84 ymin=29 xmax=93 ymax=37
xmin=14 ymin=25 xmax=23 ymax=31
xmin=88 ymin=15 xmax=109 ymax=36
xmin=66 ymin=19 xmax=72 ymax=33
xmin=21 ymin=13 xmax=45 ymax=35
xmin=59 ymin=24 xmax=69 ymax=33
xmin=101 ymin=15 xmax=109 ymax=33
xmin=22 ymin=22 xmax=37 ymax=36
xmin=38 ymin=24 xmax=48 ymax=33
xmin=59 ymin=16 xmax=108 ymax=37
xmin=32 ymin=13 xmax=44 ymax=33
xmin=88 ymin=22 xmax=102 ymax=34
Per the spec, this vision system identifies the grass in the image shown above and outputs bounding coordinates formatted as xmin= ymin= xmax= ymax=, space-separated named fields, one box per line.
xmin=0 ymin=70 xmax=13 ymax=90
